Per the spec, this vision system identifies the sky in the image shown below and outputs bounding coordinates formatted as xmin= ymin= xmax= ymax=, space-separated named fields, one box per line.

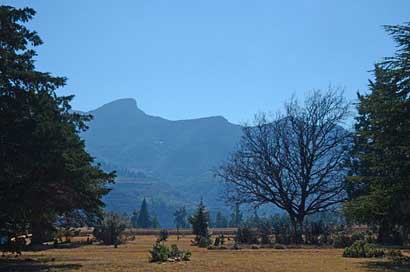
xmin=4 ymin=0 xmax=410 ymax=124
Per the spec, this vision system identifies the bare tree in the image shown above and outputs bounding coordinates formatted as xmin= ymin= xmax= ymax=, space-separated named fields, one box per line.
xmin=216 ymin=89 xmax=351 ymax=242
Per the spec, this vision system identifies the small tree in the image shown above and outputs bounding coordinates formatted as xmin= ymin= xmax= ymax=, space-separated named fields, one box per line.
xmin=229 ymin=203 xmax=243 ymax=227
xmin=174 ymin=207 xmax=188 ymax=240
xmin=189 ymin=200 xmax=211 ymax=247
xmin=93 ymin=212 xmax=128 ymax=245
xmin=215 ymin=212 xmax=228 ymax=228
xmin=136 ymin=199 xmax=151 ymax=228
xmin=158 ymin=229 xmax=169 ymax=242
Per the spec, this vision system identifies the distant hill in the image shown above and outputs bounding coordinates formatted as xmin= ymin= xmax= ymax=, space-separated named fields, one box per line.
xmin=81 ymin=98 xmax=242 ymax=227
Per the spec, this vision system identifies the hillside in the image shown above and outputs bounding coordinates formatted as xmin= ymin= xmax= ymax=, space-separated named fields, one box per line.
xmin=81 ymin=98 xmax=242 ymax=226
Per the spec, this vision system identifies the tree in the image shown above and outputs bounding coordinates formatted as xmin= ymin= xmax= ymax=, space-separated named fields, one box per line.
xmin=174 ymin=207 xmax=188 ymax=229
xmin=217 ymin=89 xmax=351 ymax=242
xmin=151 ymin=215 xmax=160 ymax=229
xmin=189 ymin=200 xmax=210 ymax=244
xmin=93 ymin=212 xmax=128 ymax=245
xmin=135 ymin=199 xmax=151 ymax=228
xmin=229 ymin=203 xmax=243 ymax=227
xmin=215 ymin=212 xmax=228 ymax=228
xmin=0 ymin=5 xmax=115 ymax=243
xmin=345 ymin=23 xmax=410 ymax=244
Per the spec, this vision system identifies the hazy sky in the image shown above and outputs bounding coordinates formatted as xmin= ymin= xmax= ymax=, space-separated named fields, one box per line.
xmin=4 ymin=1 xmax=410 ymax=124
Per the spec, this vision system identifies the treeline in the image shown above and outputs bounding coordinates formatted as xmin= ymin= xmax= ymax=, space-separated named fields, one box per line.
xmin=1 ymin=4 xmax=409 ymax=250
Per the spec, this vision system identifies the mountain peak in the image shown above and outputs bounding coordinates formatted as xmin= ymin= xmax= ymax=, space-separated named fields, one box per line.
xmin=92 ymin=98 xmax=147 ymax=116
xmin=104 ymin=98 xmax=138 ymax=108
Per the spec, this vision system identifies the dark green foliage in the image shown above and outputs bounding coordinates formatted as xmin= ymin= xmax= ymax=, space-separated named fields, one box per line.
xmin=149 ymin=242 xmax=191 ymax=262
xmin=174 ymin=207 xmax=189 ymax=229
xmin=158 ymin=229 xmax=169 ymax=242
xmin=214 ymin=212 xmax=228 ymax=228
xmin=342 ymin=240 xmax=384 ymax=258
xmin=235 ymin=227 xmax=258 ymax=244
xmin=345 ymin=23 xmax=410 ymax=244
xmin=229 ymin=203 xmax=243 ymax=227
xmin=151 ymin=215 xmax=160 ymax=229
xmin=189 ymin=200 xmax=211 ymax=246
xmin=271 ymin=214 xmax=292 ymax=245
xmin=93 ymin=213 xmax=128 ymax=245
xmin=0 ymin=5 xmax=115 ymax=243
xmin=257 ymin=219 xmax=273 ymax=245
xmin=197 ymin=235 xmax=212 ymax=248
xmin=333 ymin=233 xmax=353 ymax=248
xmin=304 ymin=220 xmax=331 ymax=245
xmin=135 ymin=199 xmax=151 ymax=228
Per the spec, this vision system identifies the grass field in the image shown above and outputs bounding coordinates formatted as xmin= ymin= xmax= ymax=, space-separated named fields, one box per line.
xmin=1 ymin=235 xmax=409 ymax=272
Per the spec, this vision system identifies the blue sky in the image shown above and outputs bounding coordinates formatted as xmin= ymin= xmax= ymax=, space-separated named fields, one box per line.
xmin=4 ymin=0 xmax=410 ymax=124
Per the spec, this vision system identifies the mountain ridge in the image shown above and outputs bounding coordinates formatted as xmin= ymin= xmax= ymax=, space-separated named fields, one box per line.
xmin=79 ymin=98 xmax=243 ymax=227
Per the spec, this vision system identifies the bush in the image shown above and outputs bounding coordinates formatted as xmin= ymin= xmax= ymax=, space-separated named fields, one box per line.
xmin=93 ymin=212 xmax=128 ymax=245
xmin=149 ymin=242 xmax=191 ymax=262
xmin=350 ymin=232 xmax=365 ymax=243
xmin=343 ymin=240 xmax=384 ymax=258
xmin=333 ymin=233 xmax=352 ymax=248
xmin=257 ymin=220 xmax=272 ymax=245
xmin=236 ymin=227 xmax=258 ymax=244
xmin=158 ymin=229 xmax=169 ymax=242
xmin=197 ymin=235 xmax=212 ymax=248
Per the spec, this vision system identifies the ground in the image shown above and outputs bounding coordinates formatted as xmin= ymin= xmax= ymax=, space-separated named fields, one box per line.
xmin=1 ymin=235 xmax=409 ymax=272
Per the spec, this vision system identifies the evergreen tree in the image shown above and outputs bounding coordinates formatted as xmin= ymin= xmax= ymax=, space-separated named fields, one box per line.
xmin=151 ymin=215 xmax=160 ymax=229
xmin=215 ymin=212 xmax=228 ymax=228
xmin=136 ymin=199 xmax=151 ymax=228
xmin=229 ymin=203 xmax=243 ymax=227
xmin=174 ymin=207 xmax=188 ymax=229
xmin=189 ymin=200 xmax=210 ymax=242
xmin=345 ymin=23 xmax=410 ymax=243
xmin=0 ymin=6 xmax=115 ymax=243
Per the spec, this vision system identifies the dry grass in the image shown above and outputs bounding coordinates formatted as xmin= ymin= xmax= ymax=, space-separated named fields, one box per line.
xmin=1 ymin=235 xmax=409 ymax=272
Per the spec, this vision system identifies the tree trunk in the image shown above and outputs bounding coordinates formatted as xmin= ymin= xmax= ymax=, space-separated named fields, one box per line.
xmin=290 ymin=217 xmax=304 ymax=244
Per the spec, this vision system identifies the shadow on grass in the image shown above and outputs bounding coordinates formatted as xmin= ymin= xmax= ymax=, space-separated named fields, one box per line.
xmin=362 ymin=259 xmax=410 ymax=272
xmin=0 ymin=258 xmax=81 ymax=272
xmin=24 ymin=242 xmax=92 ymax=252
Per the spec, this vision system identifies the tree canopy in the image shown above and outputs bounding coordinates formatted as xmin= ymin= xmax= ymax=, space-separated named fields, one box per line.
xmin=0 ymin=5 xmax=115 ymax=243
xmin=345 ymin=23 xmax=410 ymax=243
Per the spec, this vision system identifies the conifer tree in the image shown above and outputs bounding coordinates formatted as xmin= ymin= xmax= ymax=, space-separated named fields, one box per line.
xmin=0 ymin=5 xmax=115 ymax=243
xmin=189 ymin=200 xmax=210 ymax=243
xmin=136 ymin=199 xmax=151 ymax=228
xmin=346 ymin=23 xmax=410 ymax=243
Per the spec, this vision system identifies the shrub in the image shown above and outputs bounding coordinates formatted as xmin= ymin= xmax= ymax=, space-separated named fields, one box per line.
xmin=343 ymin=240 xmax=384 ymax=258
xmin=236 ymin=227 xmax=258 ymax=244
xmin=93 ymin=212 xmax=128 ymax=245
xmin=350 ymin=232 xmax=365 ymax=243
xmin=333 ymin=233 xmax=352 ymax=248
xmin=158 ymin=229 xmax=169 ymax=242
xmin=257 ymin=220 xmax=272 ymax=245
xmin=214 ymin=236 xmax=221 ymax=247
xmin=197 ymin=235 xmax=212 ymax=248
xmin=149 ymin=242 xmax=191 ymax=262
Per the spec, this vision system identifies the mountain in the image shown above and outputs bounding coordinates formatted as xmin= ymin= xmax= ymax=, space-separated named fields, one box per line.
xmin=81 ymin=98 xmax=242 ymax=226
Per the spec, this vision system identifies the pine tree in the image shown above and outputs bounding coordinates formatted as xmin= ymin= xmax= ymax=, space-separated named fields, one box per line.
xmin=174 ymin=207 xmax=188 ymax=229
xmin=189 ymin=200 xmax=210 ymax=243
xmin=0 ymin=6 xmax=115 ymax=243
xmin=229 ymin=203 xmax=243 ymax=227
xmin=215 ymin=212 xmax=228 ymax=228
xmin=345 ymin=23 xmax=410 ymax=243
xmin=136 ymin=199 xmax=151 ymax=228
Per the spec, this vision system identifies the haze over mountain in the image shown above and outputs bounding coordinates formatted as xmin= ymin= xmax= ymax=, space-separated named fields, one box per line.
xmin=80 ymin=98 xmax=242 ymax=226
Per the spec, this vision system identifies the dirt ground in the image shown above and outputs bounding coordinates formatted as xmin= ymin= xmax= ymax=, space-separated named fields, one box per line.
xmin=0 ymin=235 xmax=409 ymax=272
